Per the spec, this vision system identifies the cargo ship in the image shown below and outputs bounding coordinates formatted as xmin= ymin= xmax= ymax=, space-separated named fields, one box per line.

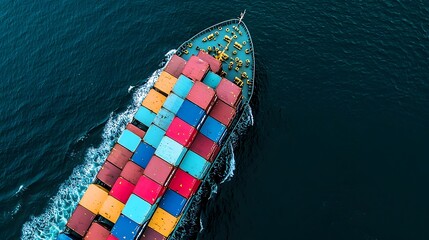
xmin=58 ymin=12 xmax=254 ymax=240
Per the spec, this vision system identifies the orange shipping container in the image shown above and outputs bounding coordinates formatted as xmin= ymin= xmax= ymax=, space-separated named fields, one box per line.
xmin=148 ymin=208 xmax=180 ymax=237
xmin=78 ymin=184 xmax=109 ymax=215
xmin=154 ymin=71 xmax=178 ymax=95
xmin=99 ymin=196 xmax=125 ymax=224
xmin=142 ymin=89 xmax=167 ymax=114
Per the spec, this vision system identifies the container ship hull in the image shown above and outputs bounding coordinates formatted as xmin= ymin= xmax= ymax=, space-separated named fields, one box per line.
xmin=59 ymin=16 xmax=254 ymax=240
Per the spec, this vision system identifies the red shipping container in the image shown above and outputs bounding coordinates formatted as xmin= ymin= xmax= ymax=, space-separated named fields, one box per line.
xmin=133 ymin=175 xmax=165 ymax=205
xmin=164 ymin=55 xmax=187 ymax=78
xmin=166 ymin=117 xmax=197 ymax=147
xmin=186 ymin=81 xmax=216 ymax=111
xmin=97 ymin=161 xmax=122 ymax=188
xmin=120 ymin=161 xmax=145 ymax=185
xmin=109 ymin=177 xmax=135 ymax=204
xmin=126 ymin=123 xmax=146 ymax=138
xmin=139 ymin=226 xmax=167 ymax=240
xmin=66 ymin=205 xmax=96 ymax=237
xmin=197 ymin=51 xmax=222 ymax=73
xmin=209 ymin=100 xmax=236 ymax=127
xmin=107 ymin=235 xmax=119 ymax=240
xmin=216 ymin=78 xmax=242 ymax=108
xmin=107 ymin=145 xmax=132 ymax=169
xmin=114 ymin=143 xmax=133 ymax=158
xmin=169 ymin=169 xmax=201 ymax=199
xmin=181 ymin=56 xmax=209 ymax=81
xmin=84 ymin=222 xmax=110 ymax=240
xmin=189 ymin=133 xmax=219 ymax=162
xmin=144 ymin=156 xmax=174 ymax=185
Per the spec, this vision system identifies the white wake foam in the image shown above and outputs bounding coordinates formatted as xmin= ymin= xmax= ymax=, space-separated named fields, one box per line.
xmin=21 ymin=49 xmax=176 ymax=240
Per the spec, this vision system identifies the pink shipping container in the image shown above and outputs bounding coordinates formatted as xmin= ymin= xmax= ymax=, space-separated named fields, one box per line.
xmin=186 ymin=81 xmax=216 ymax=112
xmin=197 ymin=50 xmax=222 ymax=73
xmin=107 ymin=235 xmax=119 ymax=240
xmin=96 ymin=161 xmax=122 ymax=188
xmin=84 ymin=222 xmax=110 ymax=240
xmin=109 ymin=177 xmax=135 ymax=204
xmin=139 ymin=226 xmax=167 ymax=240
xmin=209 ymin=99 xmax=236 ymax=127
xmin=164 ymin=55 xmax=187 ymax=78
xmin=181 ymin=56 xmax=209 ymax=81
xmin=66 ymin=205 xmax=96 ymax=237
xmin=120 ymin=161 xmax=145 ymax=185
xmin=189 ymin=133 xmax=219 ymax=162
xmin=134 ymin=175 xmax=165 ymax=205
xmin=216 ymin=78 xmax=242 ymax=108
xmin=126 ymin=123 xmax=146 ymax=138
xmin=166 ymin=117 xmax=198 ymax=147
xmin=144 ymin=156 xmax=174 ymax=186
xmin=168 ymin=168 xmax=201 ymax=199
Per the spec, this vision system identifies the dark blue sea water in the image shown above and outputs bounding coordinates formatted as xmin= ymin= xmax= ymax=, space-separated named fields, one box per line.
xmin=1 ymin=1 xmax=429 ymax=239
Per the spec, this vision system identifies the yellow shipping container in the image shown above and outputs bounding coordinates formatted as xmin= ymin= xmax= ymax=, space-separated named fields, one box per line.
xmin=148 ymin=208 xmax=180 ymax=237
xmin=154 ymin=71 xmax=178 ymax=95
xmin=142 ymin=89 xmax=167 ymax=114
xmin=99 ymin=196 xmax=125 ymax=223
xmin=78 ymin=184 xmax=108 ymax=214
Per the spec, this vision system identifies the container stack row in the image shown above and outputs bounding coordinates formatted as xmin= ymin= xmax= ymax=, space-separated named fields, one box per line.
xmin=60 ymin=50 xmax=242 ymax=240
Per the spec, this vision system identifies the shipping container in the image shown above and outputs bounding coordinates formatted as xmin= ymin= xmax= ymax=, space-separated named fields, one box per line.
xmin=139 ymin=227 xmax=166 ymax=240
xmin=199 ymin=116 xmax=226 ymax=143
xmin=165 ymin=117 xmax=197 ymax=147
xmin=111 ymin=215 xmax=140 ymax=240
xmin=148 ymin=208 xmax=180 ymax=237
xmin=168 ymin=169 xmax=200 ymax=199
xmin=216 ymin=78 xmax=242 ymax=108
xmin=134 ymin=106 xmax=156 ymax=128
xmin=57 ymin=233 xmax=73 ymax=240
xmin=109 ymin=177 xmax=135 ymax=204
xmin=134 ymin=175 xmax=165 ymax=204
xmin=142 ymin=89 xmax=167 ymax=114
xmin=181 ymin=56 xmax=209 ymax=81
xmin=209 ymin=99 xmax=236 ymax=127
xmin=197 ymin=50 xmax=222 ymax=73
xmin=113 ymin=144 xmax=133 ymax=159
xmin=189 ymin=133 xmax=219 ymax=162
xmin=179 ymin=150 xmax=211 ymax=179
xmin=66 ymin=205 xmax=96 ymax=237
xmin=106 ymin=235 xmax=118 ymax=240
xmin=126 ymin=123 xmax=146 ymax=138
xmin=154 ymin=71 xmax=178 ymax=96
xmin=176 ymin=99 xmax=206 ymax=128
xmin=153 ymin=107 xmax=175 ymax=131
xmin=143 ymin=124 xmax=166 ymax=148
xmin=97 ymin=161 xmax=122 ymax=188
xmin=202 ymin=71 xmax=222 ymax=89
xmin=122 ymin=194 xmax=156 ymax=225
xmin=162 ymin=92 xmax=184 ymax=115
xmin=154 ymin=136 xmax=187 ymax=166
xmin=159 ymin=189 xmax=187 ymax=217
xmin=131 ymin=142 xmax=156 ymax=169
xmin=186 ymin=81 xmax=216 ymax=112
xmin=117 ymin=129 xmax=141 ymax=152
xmin=172 ymin=75 xmax=194 ymax=99
xmin=164 ymin=55 xmax=186 ymax=78
xmin=79 ymin=184 xmax=109 ymax=215
xmin=99 ymin=195 xmax=125 ymax=224
xmin=143 ymin=156 xmax=174 ymax=186
xmin=107 ymin=146 xmax=131 ymax=169
xmin=84 ymin=222 xmax=110 ymax=240
xmin=120 ymin=161 xmax=145 ymax=185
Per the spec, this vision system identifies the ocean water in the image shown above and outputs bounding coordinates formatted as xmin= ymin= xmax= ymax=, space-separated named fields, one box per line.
xmin=1 ymin=0 xmax=429 ymax=239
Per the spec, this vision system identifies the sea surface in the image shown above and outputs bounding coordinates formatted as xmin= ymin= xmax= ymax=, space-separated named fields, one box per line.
xmin=0 ymin=0 xmax=429 ymax=239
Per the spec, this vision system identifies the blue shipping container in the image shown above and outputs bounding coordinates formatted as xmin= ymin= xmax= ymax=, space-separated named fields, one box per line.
xmin=143 ymin=124 xmax=166 ymax=148
xmin=202 ymin=71 xmax=222 ymax=89
xmin=153 ymin=107 xmax=175 ymax=131
xmin=180 ymin=150 xmax=210 ymax=179
xmin=163 ymin=93 xmax=184 ymax=115
xmin=122 ymin=194 xmax=156 ymax=225
xmin=57 ymin=234 xmax=72 ymax=240
xmin=159 ymin=189 xmax=187 ymax=217
xmin=111 ymin=215 xmax=140 ymax=240
xmin=131 ymin=142 xmax=155 ymax=168
xmin=172 ymin=75 xmax=194 ymax=98
xmin=155 ymin=136 xmax=187 ymax=166
xmin=176 ymin=100 xmax=206 ymax=128
xmin=134 ymin=106 xmax=156 ymax=128
xmin=118 ymin=129 xmax=141 ymax=152
xmin=200 ymin=116 xmax=226 ymax=143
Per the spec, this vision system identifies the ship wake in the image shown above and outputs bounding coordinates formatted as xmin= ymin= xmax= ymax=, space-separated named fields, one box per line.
xmin=20 ymin=50 xmax=176 ymax=240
